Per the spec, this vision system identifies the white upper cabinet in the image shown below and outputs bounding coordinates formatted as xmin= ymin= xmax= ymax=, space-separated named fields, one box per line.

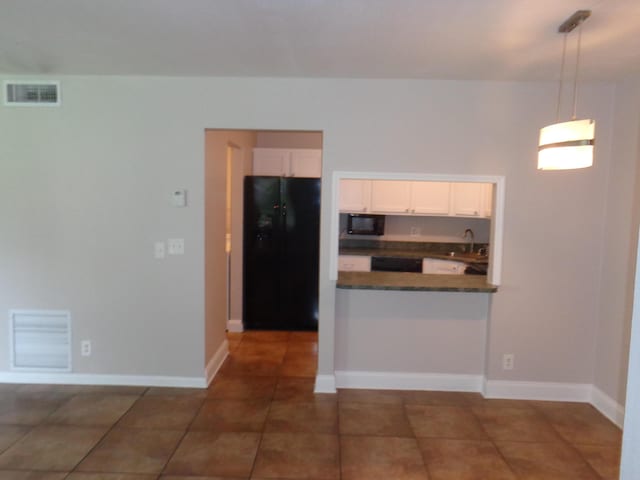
xmin=253 ymin=148 xmax=321 ymax=178
xmin=339 ymin=178 xmax=493 ymax=218
xmin=451 ymin=182 xmax=484 ymax=217
xmin=289 ymin=149 xmax=322 ymax=177
xmin=339 ymin=179 xmax=371 ymax=213
xmin=371 ymin=180 xmax=450 ymax=215
xmin=370 ymin=180 xmax=412 ymax=213
xmin=252 ymin=148 xmax=289 ymax=176
xmin=410 ymin=181 xmax=450 ymax=215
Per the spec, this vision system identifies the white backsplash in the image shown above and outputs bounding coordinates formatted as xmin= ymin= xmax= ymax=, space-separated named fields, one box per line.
xmin=340 ymin=214 xmax=491 ymax=243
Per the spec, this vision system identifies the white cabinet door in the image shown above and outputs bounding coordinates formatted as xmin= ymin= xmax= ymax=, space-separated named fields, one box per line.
xmin=289 ymin=149 xmax=322 ymax=178
xmin=370 ymin=180 xmax=412 ymax=213
xmin=410 ymin=181 xmax=450 ymax=214
xmin=422 ymin=258 xmax=466 ymax=274
xmin=451 ymin=182 xmax=483 ymax=217
xmin=253 ymin=148 xmax=322 ymax=178
xmin=482 ymin=183 xmax=493 ymax=217
xmin=338 ymin=255 xmax=371 ymax=272
xmin=339 ymin=179 xmax=371 ymax=212
xmin=253 ymin=148 xmax=289 ymax=176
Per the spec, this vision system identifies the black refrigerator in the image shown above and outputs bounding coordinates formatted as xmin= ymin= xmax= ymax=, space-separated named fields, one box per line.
xmin=243 ymin=176 xmax=320 ymax=331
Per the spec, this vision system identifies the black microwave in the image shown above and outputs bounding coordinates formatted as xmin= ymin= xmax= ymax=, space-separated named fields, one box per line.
xmin=347 ymin=214 xmax=385 ymax=235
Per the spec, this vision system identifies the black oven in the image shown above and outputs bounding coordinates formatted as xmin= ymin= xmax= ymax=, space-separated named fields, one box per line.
xmin=347 ymin=214 xmax=385 ymax=235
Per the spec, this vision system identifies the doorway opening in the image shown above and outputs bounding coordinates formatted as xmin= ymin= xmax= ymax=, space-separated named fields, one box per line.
xmin=204 ymin=129 xmax=323 ymax=372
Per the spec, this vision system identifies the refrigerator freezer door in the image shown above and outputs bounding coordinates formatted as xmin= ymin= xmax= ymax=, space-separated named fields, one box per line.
xmin=243 ymin=177 xmax=284 ymax=330
xmin=281 ymin=178 xmax=320 ymax=330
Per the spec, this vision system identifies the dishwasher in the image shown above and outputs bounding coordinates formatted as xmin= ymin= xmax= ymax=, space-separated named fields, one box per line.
xmin=371 ymin=256 xmax=422 ymax=273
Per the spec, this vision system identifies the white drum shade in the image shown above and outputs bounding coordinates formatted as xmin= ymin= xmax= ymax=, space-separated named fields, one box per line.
xmin=538 ymin=119 xmax=595 ymax=170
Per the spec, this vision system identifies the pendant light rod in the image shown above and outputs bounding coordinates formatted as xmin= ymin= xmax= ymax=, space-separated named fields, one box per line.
xmin=572 ymin=21 xmax=583 ymax=120
xmin=556 ymin=33 xmax=568 ymax=121
xmin=558 ymin=9 xmax=591 ymax=33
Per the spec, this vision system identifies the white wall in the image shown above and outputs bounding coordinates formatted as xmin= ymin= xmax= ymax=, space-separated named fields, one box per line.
xmin=335 ymin=290 xmax=488 ymax=375
xmin=0 ymin=75 xmax=618 ymax=391
xmin=621 ymin=229 xmax=640 ymax=478
xmin=204 ymin=130 xmax=256 ymax=363
xmin=593 ymin=76 xmax=640 ymax=405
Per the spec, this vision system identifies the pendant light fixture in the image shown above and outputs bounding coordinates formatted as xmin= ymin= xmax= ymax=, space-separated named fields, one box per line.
xmin=538 ymin=10 xmax=594 ymax=170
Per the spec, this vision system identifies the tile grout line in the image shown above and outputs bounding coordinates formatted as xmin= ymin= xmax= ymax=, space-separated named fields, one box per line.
xmin=246 ymin=334 xmax=281 ymax=480
xmin=64 ymin=386 xmax=150 ymax=475
xmin=401 ymin=391 xmax=434 ymax=479
xmin=563 ymin=438 xmax=614 ymax=479
xmin=157 ymin=390 xmax=208 ymax=476
xmin=466 ymin=400 xmax=521 ymax=478
xmin=337 ymin=385 xmax=342 ymax=480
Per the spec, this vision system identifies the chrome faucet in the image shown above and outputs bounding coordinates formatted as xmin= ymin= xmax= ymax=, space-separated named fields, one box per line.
xmin=463 ymin=228 xmax=475 ymax=254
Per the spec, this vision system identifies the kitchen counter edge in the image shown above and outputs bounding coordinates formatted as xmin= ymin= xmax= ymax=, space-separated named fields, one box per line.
xmin=336 ymin=271 xmax=498 ymax=293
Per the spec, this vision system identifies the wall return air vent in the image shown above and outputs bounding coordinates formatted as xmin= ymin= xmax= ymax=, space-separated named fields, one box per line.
xmin=4 ymin=81 xmax=61 ymax=106
xmin=9 ymin=310 xmax=72 ymax=372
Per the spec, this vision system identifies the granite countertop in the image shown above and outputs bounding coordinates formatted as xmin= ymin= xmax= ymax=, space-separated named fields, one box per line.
xmin=338 ymin=239 xmax=489 ymax=264
xmin=337 ymin=271 xmax=498 ymax=293
xmin=339 ymin=247 xmax=489 ymax=264
xmin=336 ymin=240 xmax=497 ymax=292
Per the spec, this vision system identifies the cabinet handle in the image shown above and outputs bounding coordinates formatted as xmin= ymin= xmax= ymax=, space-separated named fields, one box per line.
xmin=405 ymin=208 xmax=410 ymax=212
xmin=411 ymin=208 xmax=415 ymax=213
xmin=363 ymin=207 xmax=368 ymax=212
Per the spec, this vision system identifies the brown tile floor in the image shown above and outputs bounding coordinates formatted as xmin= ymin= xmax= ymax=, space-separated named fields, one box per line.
xmin=0 ymin=330 xmax=623 ymax=479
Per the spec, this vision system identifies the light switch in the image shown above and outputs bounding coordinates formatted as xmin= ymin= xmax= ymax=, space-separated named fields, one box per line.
xmin=168 ymin=238 xmax=185 ymax=255
xmin=154 ymin=241 xmax=166 ymax=259
xmin=171 ymin=189 xmax=187 ymax=207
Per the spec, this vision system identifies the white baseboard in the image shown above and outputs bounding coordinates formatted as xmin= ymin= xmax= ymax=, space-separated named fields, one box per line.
xmin=0 ymin=372 xmax=207 ymax=388
xmin=205 ymin=339 xmax=229 ymax=386
xmin=226 ymin=318 xmax=244 ymax=333
xmin=484 ymin=379 xmax=625 ymax=428
xmin=335 ymin=370 xmax=483 ymax=392
xmin=484 ymin=379 xmax=592 ymax=402
xmin=590 ymin=385 xmax=625 ymax=427
xmin=314 ymin=374 xmax=337 ymax=393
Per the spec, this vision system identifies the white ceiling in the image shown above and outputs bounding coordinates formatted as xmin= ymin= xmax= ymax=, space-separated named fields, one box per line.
xmin=1 ymin=0 xmax=639 ymax=81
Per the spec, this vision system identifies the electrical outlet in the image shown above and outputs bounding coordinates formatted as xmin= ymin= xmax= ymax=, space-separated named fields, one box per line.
xmin=168 ymin=238 xmax=185 ymax=255
xmin=502 ymin=353 xmax=514 ymax=370
xmin=154 ymin=241 xmax=165 ymax=259
xmin=81 ymin=340 xmax=91 ymax=357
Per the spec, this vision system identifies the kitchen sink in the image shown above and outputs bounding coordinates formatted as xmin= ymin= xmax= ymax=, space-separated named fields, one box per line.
xmin=441 ymin=252 xmax=489 ymax=263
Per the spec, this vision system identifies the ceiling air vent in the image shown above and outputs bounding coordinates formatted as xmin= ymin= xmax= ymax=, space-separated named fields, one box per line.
xmin=4 ymin=81 xmax=61 ymax=106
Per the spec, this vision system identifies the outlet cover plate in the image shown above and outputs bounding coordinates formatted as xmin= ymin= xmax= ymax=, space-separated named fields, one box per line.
xmin=168 ymin=238 xmax=185 ymax=255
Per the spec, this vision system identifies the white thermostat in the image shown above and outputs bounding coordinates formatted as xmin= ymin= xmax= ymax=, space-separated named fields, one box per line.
xmin=171 ymin=189 xmax=187 ymax=207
